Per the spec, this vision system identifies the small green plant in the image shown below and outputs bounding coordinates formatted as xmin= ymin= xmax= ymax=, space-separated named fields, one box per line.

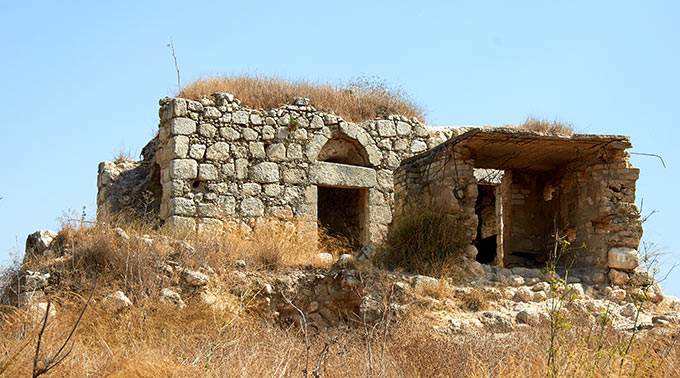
xmin=288 ymin=117 xmax=300 ymax=131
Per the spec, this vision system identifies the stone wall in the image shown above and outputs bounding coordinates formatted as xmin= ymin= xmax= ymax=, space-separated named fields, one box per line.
xmin=145 ymin=93 xmax=446 ymax=243
xmin=394 ymin=128 xmax=643 ymax=277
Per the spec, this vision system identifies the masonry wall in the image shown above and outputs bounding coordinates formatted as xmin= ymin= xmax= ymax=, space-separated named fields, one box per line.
xmin=152 ymin=93 xmax=437 ymax=242
xmin=394 ymin=132 xmax=643 ymax=275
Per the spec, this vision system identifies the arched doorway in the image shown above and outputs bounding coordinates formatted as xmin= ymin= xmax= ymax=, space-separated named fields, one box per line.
xmin=316 ymin=136 xmax=372 ymax=249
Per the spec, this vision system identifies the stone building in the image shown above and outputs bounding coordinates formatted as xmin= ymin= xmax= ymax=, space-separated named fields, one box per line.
xmin=97 ymin=93 xmax=455 ymax=248
xmin=97 ymin=93 xmax=643 ymax=278
xmin=394 ymin=127 xmax=643 ymax=278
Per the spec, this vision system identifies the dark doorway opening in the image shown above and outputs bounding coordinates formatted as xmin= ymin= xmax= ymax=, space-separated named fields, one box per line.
xmin=317 ymin=186 xmax=367 ymax=249
xmin=474 ymin=184 xmax=498 ymax=264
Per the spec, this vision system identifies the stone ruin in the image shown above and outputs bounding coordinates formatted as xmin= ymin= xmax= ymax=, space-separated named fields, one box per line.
xmin=97 ymin=93 xmax=644 ymax=281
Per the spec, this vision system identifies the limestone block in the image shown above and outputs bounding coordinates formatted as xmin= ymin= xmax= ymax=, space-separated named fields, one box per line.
xmin=377 ymin=120 xmax=396 ymax=137
xmin=240 ymin=197 xmax=264 ymax=216
xmin=198 ymin=164 xmax=218 ymax=181
xmin=170 ymin=159 xmax=198 ymax=179
xmin=282 ymin=168 xmax=306 ymax=184
xmin=205 ymin=142 xmax=231 ymax=161
xmin=365 ymin=144 xmax=383 ymax=166
xmin=310 ymin=115 xmax=324 ymax=129
xmin=371 ymin=205 xmax=392 ymax=224
xmin=250 ymin=113 xmax=263 ymax=125
xmin=198 ymin=218 xmax=223 ymax=233
xmin=222 ymin=162 xmax=235 ymax=178
xmin=235 ymin=158 xmax=248 ymax=180
xmin=203 ymin=107 xmax=221 ymax=119
xmin=251 ymin=162 xmax=279 ymax=183
xmin=292 ymin=128 xmax=308 ymax=140
xmin=163 ymin=180 xmax=184 ymax=198
xmin=393 ymin=139 xmax=408 ymax=151
xmin=169 ymin=197 xmax=196 ymax=216
xmin=310 ymin=162 xmax=377 ymax=187
xmin=339 ymin=122 xmax=358 ymax=139
xmin=271 ymin=205 xmax=293 ymax=219
xmin=608 ymin=247 xmax=639 ymax=271
xmin=25 ymin=230 xmax=58 ymax=256
xmin=220 ymin=127 xmax=240 ymax=141
xmin=169 ymin=118 xmax=196 ymax=135
xmin=411 ymin=140 xmax=427 ymax=153
xmin=168 ymin=98 xmax=187 ymax=118
xmin=187 ymin=100 xmax=203 ymax=112
xmin=242 ymin=128 xmax=258 ymax=141
xmin=242 ymin=183 xmax=262 ymax=195
xmin=262 ymin=125 xmax=275 ymax=140
xmin=168 ymin=136 xmax=189 ymax=159
xmin=249 ymin=142 xmax=266 ymax=159
xmin=102 ymin=291 xmax=133 ymax=313
xmin=219 ymin=195 xmax=236 ymax=215
xmin=233 ymin=110 xmax=249 ymax=124
xmin=287 ymin=143 xmax=303 ymax=159
xmin=608 ymin=268 xmax=629 ymax=286
xmin=266 ymin=143 xmax=286 ymax=161
xmin=165 ymin=216 xmax=196 ymax=231
xmin=396 ymin=121 xmax=412 ymax=136
xmin=263 ymin=184 xmax=283 ymax=196
xmin=189 ymin=144 xmax=206 ymax=160
xmin=197 ymin=202 xmax=219 ymax=217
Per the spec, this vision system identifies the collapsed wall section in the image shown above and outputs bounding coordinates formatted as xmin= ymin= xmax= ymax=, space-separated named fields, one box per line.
xmin=153 ymin=93 xmax=433 ymax=243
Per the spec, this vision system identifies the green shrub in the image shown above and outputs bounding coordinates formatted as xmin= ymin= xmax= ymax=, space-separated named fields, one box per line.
xmin=377 ymin=208 xmax=469 ymax=278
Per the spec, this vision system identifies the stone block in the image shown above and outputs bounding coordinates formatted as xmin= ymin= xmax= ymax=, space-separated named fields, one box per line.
xmin=168 ymin=98 xmax=187 ymax=117
xmin=235 ymin=158 xmax=248 ymax=180
xmin=169 ymin=118 xmax=196 ymax=135
xmin=283 ymin=169 xmax=307 ymax=184
xmin=240 ymin=197 xmax=264 ymax=216
xmin=220 ymin=127 xmax=240 ymax=140
xmin=199 ymin=123 xmax=217 ymax=138
xmin=310 ymin=161 xmax=376 ymax=188
xmin=411 ymin=140 xmax=427 ymax=153
xmin=189 ymin=144 xmax=206 ymax=159
xmin=219 ymin=195 xmax=236 ymax=215
xmin=198 ymin=164 xmax=218 ymax=181
xmin=251 ymin=162 xmax=279 ymax=183
xmin=608 ymin=247 xmax=639 ymax=271
xmin=242 ymin=183 xmax=262 ymax=195
xmin=377 ymin=120 xmax=396 ymax=137
xmin=242 ymin=128 xmax=258 ymax=141
xmin=168 ymin=136 xmax=189 ymax=159
xmin=262 ymin=125 xmax=275 ymax=140
xmin=233 ymin=110 xmax=249 ymax=124
xmin=249 ymin=142 xmax=266 ymax=159
xmin=169 ymin=159 xmax=197 ymax=179
xmin=169 ymin=197 xmax=196 ymax=216
xmin=203 ymin=107 xmax=221 ymax=119
xmin=197 ymin=202 xmax=220 ymax=217
xmin=266 ymin=143 xmax=286 ymax=161
xmin=205 ymin=142 xmax=230 ymax=161
xmin=396 ymin=121 xmax=412 ymax=136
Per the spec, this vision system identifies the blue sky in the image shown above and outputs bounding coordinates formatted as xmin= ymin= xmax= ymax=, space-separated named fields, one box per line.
xmin=1 ymin=1 xmax=678 ymax=294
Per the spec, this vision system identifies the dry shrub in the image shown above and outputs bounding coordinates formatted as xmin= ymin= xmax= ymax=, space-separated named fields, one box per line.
xmin=516 ymin=116 xmax=575 ymax=135
xmin=378 ymin=208 xmax=469 ymax=279
xmin=177 ymin=75 xmax=425 ymax=123
xmin=415 ymin=279 xmax=454 ymax=301
xmin=458 ymin=287 xmax=490 ymax=312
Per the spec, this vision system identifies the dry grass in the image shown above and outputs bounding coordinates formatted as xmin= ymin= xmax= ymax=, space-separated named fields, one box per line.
xmin=458 ymin=287 xmax=491 ymax=312
xmin=517 ymin=117 xmax=575 ymax=136
xmin=3 ymin=217 xmax=680 ymax=377
xmin=1 ymin=294 xmax=678 ymax=377
xmin=177 ymin=75 xmax=425 ymax=122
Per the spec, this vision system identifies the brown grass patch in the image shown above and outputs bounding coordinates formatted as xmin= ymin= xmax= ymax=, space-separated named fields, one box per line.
xmin=177 ymin=75 xmax=425 ymax=123
xmin=516 ymin=116 xmax=575 ymax=135
xmin=458 ymin=287 xmax=490 ymax=312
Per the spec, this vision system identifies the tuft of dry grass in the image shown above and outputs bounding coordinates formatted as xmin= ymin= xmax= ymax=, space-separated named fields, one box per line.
xmin=457 ymin=287 xmax=490 ymax=312
xmin=516 ymin=117 xmax=575 ymax=135
xmin=177 ymin=75 xmax=425 ymax=122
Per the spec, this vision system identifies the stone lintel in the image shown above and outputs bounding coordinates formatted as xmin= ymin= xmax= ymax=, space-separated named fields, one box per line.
xmin=310 ymin=161 xmax=376 ymax=188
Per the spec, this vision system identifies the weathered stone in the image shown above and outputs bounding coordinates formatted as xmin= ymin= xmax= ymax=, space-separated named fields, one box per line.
xmin=608 ymin=247 xmax=639 ymax=271
xmin=168 ymin=136 xmax=189 ymax=158
xmin=609 ymin=269 xmax=629 ymax=286
xmin=516 ymin=310 xmax=540 ymax=326
xmin=310 ymin=162 xmax=376 ymax=187
xmin=189 ymin=144 xmax=206 ymax=160
xmin=396 ymin=121 xmax=412 ymax=136
xmin=314 ymin=252 xmax=334 ymax=265
xmin=251 ymin=162 xmax=279 ymax=183
xmin=160 ymin=288 xmax=185 ymax=308
xmin=169 ymin=197 xmax=196 ymax=216
xmin=233 ymin=110 xmax=249 ymax=124
xmin=102 ymin=291 xmax=132 ymax=313
xmin=205 ymin=142 xmax=230 ymax=161
xmin=198 ymin=164 xmax=218 ymax=181
xmin=377 ymin=120 xmax=396 ymax=137
xmin=198 ymin=123 xmax=216 ymax=138
xmin=183 ymin=270 xmax=209 ymax=287
xmin=266 ymin=143 xmax=286 ymax=161
xmin=249 ymin=142 xmax=266 ymax=159
xmin=26 ymin=230 xmax=58 ymax=255
xmin=203 ymin=107 xmax=221 ymax=119
xmin=169 ymin=159 xmax=198 ymax=179
xmin=240 ymin=197 xmax=264 ymax=216
xmin=169 ymin=118 xmax=196 ymax=135
xmin=412 ymin=275 xmax=439 ymax=290
xmin=411 ymin=140 xmax=427 ymax=153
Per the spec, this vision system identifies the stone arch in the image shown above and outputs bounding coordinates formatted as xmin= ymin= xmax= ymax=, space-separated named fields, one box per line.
xmin=317 ymin=136 xmax=369 ymax=166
